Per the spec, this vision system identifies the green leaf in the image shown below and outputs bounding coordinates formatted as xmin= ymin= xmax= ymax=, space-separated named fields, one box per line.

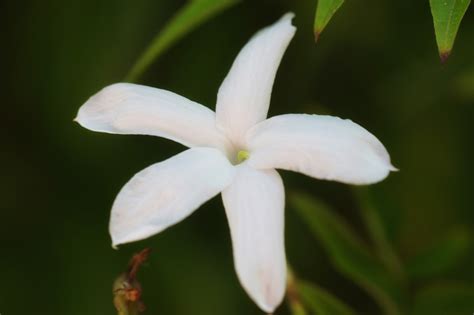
xmin=290 ymin=193 xmax=404 ymax=315
xmin=406 ymin=226 xmax=471 ymax=280
xmin=412 ymin=282 xmax=474 ymax=315
xmin=314 ymin=0 xmax=345 ymax=41
xmin=125 ymin=0 xmax=239 ymax=82
xmin=297 ymin=280 xmax=358 ymax=315
xmin=429 ymin=0 xmax=471 ymax=62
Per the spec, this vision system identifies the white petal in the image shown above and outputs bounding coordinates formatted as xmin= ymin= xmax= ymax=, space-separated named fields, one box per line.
xmin=222 ymin=164 xmax=286 ymax=313
xmin=76 ymin=83 xmax=230 ymax=150
xmin=246 ymin=114 xmax=396 ymax=185
xmin=110 ymin=147 xmax=235 ymax=247
xmin=216 ymin=13 xmax=296 ymax=146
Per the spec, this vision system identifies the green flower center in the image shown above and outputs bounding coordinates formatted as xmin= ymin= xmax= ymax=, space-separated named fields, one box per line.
xmin=236 ymin=150 xmax=250 ymax=164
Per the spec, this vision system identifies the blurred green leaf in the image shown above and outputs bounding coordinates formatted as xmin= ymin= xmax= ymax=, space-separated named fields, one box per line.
xmin=454 ymin=66 xmax=474 ymax=101
xmin=125 ymin=0 xmax=239 ymax=82
xmin=289 ymin=300 xmax=309 ymax=315
xmin=411 ymin=282 xmax=474 ymax=315
xmin=406 ymin=227 xmax=471 ymax=279
xmin=297 ymin=280 xmax=357 ymax=315
xmin=353 ymin=188 xmax=405 ymax=280
xmin=429 ymin=0 xmax=471 ymax=62
xmin=291 ymin=193 xmax=404 ymax=315
xmin=287 ymin=268 xmax=309 ymax=315
xmin=314 ymin=0 xmax=344 ymax=41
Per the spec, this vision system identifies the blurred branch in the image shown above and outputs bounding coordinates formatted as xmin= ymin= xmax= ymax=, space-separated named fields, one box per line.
xmin=113 ymin=248 xmax=152 ymax=315
xmin=125 ymin=0 xmax=239 ymax=82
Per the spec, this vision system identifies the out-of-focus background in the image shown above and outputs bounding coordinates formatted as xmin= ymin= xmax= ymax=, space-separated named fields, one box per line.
xmin=1 ymin=0 xmax=473 ymax=314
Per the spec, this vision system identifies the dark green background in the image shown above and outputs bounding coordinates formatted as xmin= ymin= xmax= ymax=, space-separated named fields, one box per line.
xmin=2 ymin=0 xmax=473 ymax=314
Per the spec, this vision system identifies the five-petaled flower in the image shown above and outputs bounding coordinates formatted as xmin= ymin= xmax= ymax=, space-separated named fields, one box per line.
xmin=75 ymin=13 xmax=396 ymax=313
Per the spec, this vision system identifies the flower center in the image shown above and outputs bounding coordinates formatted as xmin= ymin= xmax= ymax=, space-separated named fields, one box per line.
xmin=236 ymin=150 xmax=250 ymax=164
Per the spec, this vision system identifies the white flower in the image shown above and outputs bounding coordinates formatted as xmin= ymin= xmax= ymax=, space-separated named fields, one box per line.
xmin=75 ymin=13 xmax=395 ymax=313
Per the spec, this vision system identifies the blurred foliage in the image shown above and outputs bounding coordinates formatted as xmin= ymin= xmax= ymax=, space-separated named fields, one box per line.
xmin=126 ymin=0 xmax=239 ymax=82
xmin=411 ymin=282 xmax=474 ymax=315
xmin=406 ymin=226 xmax=471 ymax=280
xmin=353 ymin=187 xmax=404 ymax=278
xmin=291 ymin=193 xmax=404 ymax=315
xmin=295 ymin=279 xmax=357 ymax=315
xmin=1 ymin=0 xmax=473 ymax=314
xmin=286 ymin=271 xmax=309 ymax=315
xmin=291 ymin=193 xmax=473 ymax=314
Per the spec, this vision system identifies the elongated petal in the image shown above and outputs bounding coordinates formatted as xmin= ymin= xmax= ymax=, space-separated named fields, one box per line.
xmin=247 ymin=114 xmax=396 ymax=185
xmin=222 ymin=164 xmax=286 ymax=313
xmin=110 ymin=147 xmax=235 ymax=247
xmin=216 ymin=13 xmax=296 ymax=146
xmin=76 ymin=83 xmax=229 ymax=150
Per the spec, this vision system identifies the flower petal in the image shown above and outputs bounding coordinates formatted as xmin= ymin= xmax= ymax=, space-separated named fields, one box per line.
xmin=216 ymin=13 xmax=296 ymax=146
xmin=76 ymin=83 xmax=229 ymax=150
xmin=110 ymin=147 xmax=235 ymax=247
xmin=222 ymin=164 xmax=286 ymax=313
xmin=247 ymin=114 xmax=396 ymax=185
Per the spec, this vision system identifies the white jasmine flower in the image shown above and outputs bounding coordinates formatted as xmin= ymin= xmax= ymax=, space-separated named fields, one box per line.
xmin=75 ymin=13 xmax=395 ymax=313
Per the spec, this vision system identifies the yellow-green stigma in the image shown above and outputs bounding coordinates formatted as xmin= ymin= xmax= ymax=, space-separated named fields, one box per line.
xmin=236 ymin=150 xmax=250 ymax=164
